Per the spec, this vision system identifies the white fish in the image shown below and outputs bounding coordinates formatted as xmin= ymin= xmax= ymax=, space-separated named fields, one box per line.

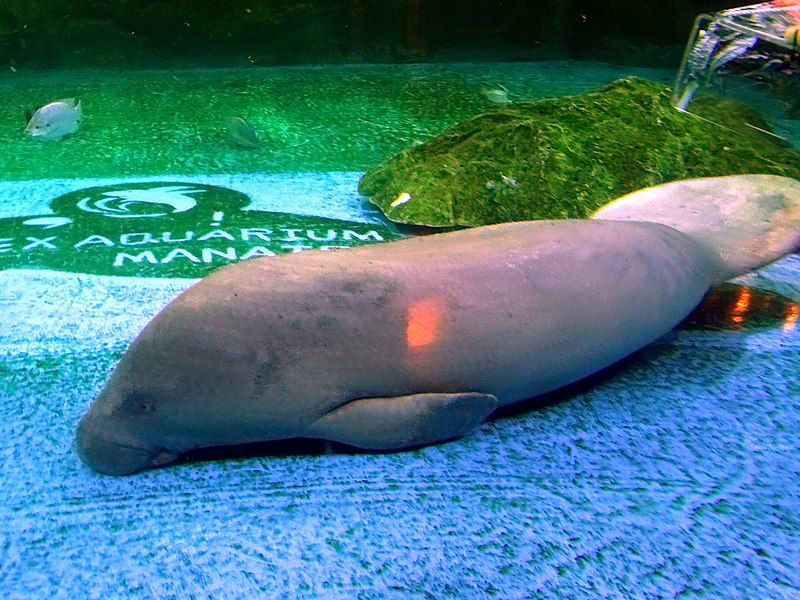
xmin=500 ymin=174 xmax=518 ymax=188
xmin=25 ymin=98 xmax=82 ymax=140
xmin=481 ymin=86 xmax=511 ymax=105
xmin=227 ymin=116 xmax=259 ymax=149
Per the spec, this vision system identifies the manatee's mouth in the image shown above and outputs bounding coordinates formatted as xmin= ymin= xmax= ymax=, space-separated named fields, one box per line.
xmin=76 ymin=413 xmax=179 ymax=476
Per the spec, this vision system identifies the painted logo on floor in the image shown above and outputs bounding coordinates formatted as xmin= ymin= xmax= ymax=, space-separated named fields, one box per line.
xmin=0 ymin=181 xmax=408 ymax=278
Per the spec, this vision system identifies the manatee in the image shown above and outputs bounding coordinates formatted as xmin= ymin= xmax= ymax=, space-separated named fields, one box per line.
xmin=591 ymin=174 xmax=800 ymax=278
xmin=77 ymin=174 xmax=800 ymax=475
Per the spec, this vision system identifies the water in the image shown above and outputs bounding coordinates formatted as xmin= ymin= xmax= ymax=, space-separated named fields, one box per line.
xmin=1 ymin=61 xmax=677 ymax=180
xmin=2 ymin=3 xmax=800 ymax=598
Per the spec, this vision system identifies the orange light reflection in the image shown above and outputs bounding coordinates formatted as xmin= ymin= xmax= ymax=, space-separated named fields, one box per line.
xmin=406 ymin=299 xmax=443 ymax=349
xmin=783 ymin=304 xmax=799 ymax=332
xmin=731 ymin=286 xmax=751 ymax=325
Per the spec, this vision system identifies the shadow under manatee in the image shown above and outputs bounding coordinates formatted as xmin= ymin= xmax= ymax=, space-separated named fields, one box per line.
xmin=181 ymin=437 xmax=340 ymax=467
xmin=169 ymin=283 xmax=797 ymax=471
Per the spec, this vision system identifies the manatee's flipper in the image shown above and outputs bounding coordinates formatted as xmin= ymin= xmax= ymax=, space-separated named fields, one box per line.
xmin=307 ymin=392 xmax=498 ymax=450
xmin=592 ymin=175 xmax=800 ymax=280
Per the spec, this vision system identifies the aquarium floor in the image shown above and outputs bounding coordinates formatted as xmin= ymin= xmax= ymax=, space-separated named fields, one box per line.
xmin=1 ymin=62 xmax=799 ymax=598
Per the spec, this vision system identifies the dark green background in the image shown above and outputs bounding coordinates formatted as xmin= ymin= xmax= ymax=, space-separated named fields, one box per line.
xmin=0 ymin=1 xmax=742 ymax=70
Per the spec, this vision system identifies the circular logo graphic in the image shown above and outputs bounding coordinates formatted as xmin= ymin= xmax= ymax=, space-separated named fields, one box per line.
xmin=76 ymin=184 xmax=203 ymax=218
xmin=49 ymin=181 xmax=251 ymax=220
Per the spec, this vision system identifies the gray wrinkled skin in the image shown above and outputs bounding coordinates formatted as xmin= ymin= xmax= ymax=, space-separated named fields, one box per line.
xmin=77 ymin=219 xmax=723 ymax=475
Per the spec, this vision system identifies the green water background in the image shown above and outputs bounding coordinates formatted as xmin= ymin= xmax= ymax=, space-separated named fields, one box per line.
xmin=3 ymin=60 xmax=798 ymax=184
xmin=0 ymin=62 xmax=687 ymax=181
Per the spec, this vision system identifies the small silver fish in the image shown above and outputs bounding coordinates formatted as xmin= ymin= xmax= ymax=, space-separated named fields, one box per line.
xmin=25 ymin=98 xmax=82 ymax=140
xmin=500 ymin=174 xmax=518 ymax=188
xmin=227 ymin=116 xmax=259 ymax=149
xmin=481 ymin=86 xmax=511 ymax=105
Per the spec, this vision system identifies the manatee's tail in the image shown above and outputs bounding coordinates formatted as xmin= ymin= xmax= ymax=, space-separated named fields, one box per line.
xmin=592 ymin=175 xmax=800 ymax=281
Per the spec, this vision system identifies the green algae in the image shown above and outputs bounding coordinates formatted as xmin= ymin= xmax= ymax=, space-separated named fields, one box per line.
xmin=358 ymin=77 xmax=800 ymax=228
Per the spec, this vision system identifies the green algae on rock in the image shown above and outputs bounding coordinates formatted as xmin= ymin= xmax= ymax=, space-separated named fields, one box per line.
xmin=358 ymin=77 xmax=800 ymax=228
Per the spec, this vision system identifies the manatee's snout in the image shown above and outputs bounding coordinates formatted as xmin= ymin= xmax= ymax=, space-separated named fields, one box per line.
xmin=76 ymin=411 xmax=178 ymax=476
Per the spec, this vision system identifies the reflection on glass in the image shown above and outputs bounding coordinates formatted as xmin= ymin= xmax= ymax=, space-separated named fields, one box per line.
xmin=681 ymin=283 xmax=799 ymax=332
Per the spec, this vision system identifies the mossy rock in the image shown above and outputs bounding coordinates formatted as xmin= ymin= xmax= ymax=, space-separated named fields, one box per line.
xmin=359 ymin=77 xmax=800 ymax=228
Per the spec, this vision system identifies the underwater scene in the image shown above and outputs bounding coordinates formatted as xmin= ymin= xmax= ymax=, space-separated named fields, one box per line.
xmin=1 ymin=1 xmax=799 ymax=598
